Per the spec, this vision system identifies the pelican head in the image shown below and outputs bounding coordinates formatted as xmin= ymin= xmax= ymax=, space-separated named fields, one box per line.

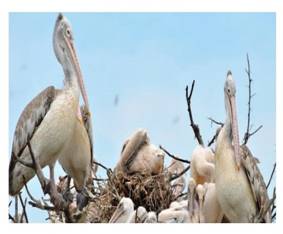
xmin=224 ymin=71 xmax=240 ymax=170
xmin=135 ymin=206 xmax=148 ymax=222
xmin=109 ymin=197 xmax=134 ymax=223
xmin=53 ymin=13 xmax=89 ymax=108
xmin=145 ymin=211 xmax=157 ymax=223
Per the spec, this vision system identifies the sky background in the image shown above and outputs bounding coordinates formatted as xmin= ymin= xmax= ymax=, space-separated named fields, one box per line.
xmin=9 ymin=13 xmax=275 ymax=222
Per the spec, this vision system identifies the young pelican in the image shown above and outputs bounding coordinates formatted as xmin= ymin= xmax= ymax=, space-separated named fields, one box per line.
xmin=115 ymin=129 xmax=164 ymax=175
xmin=144 ymin=211 xmax=157 ymax=223
xmin=190 ymin=145 xmax=215 ymax=184
xmin=109 ymin=197 xmax=134 ymax=223
xmin=215 ymin=71 xmax=271 ymax=223
xmin=9 ymin=14 xmax=92 ymax=209
xmin=168 ymin=159 xmax=186 ymax=199
xmin=128 ymin=206 xmax=148 ymax=223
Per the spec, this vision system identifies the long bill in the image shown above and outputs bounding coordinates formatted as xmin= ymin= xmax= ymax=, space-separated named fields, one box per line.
xmin=228 ymin=96 xmax=241 ymax=170
xmin=64 ymin=36 xmax=90 ymax=110
xmin=228 ymin=94 xmax=241 ymax=170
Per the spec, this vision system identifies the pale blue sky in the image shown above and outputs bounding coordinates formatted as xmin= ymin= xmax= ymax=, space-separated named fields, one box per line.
xmin=9 ymin=13 xmax=275 ymax=222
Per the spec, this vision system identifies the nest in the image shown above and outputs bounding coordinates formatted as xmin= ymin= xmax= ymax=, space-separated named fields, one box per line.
xmin=90 ymin=170 xmax=175 ymax=223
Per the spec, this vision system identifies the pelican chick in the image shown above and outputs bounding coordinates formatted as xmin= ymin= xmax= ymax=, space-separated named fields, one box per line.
xmin=190 ymin=145 xmax=215 ymax=185
xmin=109 ymin=197 xmax=134 ymax=223
xmin=115 ymin=129 xmax=164 ymax=175
xmin=144 ymin=211 xmax=157 ymax=223
xmin=168 ymin=159 xmax=186 ymax=199
xmin=128 ymin=206 xmax=148 ymax=223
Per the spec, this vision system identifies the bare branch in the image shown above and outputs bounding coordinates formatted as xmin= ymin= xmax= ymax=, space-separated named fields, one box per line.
xmin=243 ymin=54 xmax=263 ymax=144
xmin=185 ymin=81 xmax=204 ymax=146
xmin=93 ymin=161 xmax=112 ymax=176
xmin=9 ymin=214 xmax=16 ymax=223
xmin=170 ymin=164 xmax=190 ymax=181
xmin=207 ymin=127 xmax=222 ymax=147
xmin=208 ymin=117 xmax=224 ymax=127
xmin=18 ymin=193 xmax=29 ymax=223
xmin=266 ymin=163 xmax=276 ymax=189
xmin=159 ymin=145 xmax=190 ymax=164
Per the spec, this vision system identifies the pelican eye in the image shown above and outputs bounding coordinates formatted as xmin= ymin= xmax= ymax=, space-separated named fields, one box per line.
xmin=65 ymin=28 xmax=71 ymax=37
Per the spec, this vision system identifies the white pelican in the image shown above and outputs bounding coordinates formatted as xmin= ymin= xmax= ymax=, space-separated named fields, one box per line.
xmin=201 ymin=183 xmax=223 ymax=223
xmin=9 ymin=14 xmax=92 ymax=209
xmin=128 ymin=206 xmax=148 ymax=223
xmin=115 ymin=129 xmax=164 ymax=175
xmin=168 ymin=159 xmax=186 ymax=199
xmin=109 ymin=197 xmax=134 ymax=223
xmin=190 ymin=145 xmax=215 ymax=185
xmin=158 ymin=201 xmax=190 ymax=223
xmin=215 ymin=71 xmax=271 ymax=223
xmin=144 ymin=211 xmax=157 ymax=223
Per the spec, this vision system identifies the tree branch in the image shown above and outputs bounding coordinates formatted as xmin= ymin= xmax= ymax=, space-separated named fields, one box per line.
xmin=159 ymin=145 xmax=190 ymax=164
xmin=18 ymin=192 xmax=29 ymax=223
xmin=170 ymin=164 xmax=190 ymax=181
xmin=185 ymin=81 xmax=204 ymax=146
xmin=243 ymin=54 xmax=263 ymax=144
xmin=266 ymin=163 xmax=276 ymax=189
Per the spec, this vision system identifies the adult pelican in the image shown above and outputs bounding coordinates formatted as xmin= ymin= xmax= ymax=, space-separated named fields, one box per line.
xmin=215 ymin=71 xmax=271 ymax=222
xmin=9 ymin=13 xmax=92 ymax=209
xmin=115 ymin=129 xmax=164 ymax=175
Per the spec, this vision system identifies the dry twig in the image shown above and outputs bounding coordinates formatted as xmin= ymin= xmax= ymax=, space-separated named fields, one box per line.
xmin=185 ymin=81 xmax=204 ymax=145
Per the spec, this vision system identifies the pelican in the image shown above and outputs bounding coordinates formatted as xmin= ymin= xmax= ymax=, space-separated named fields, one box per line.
xmin=190 ymin=145 xmax=215 ymax=185
xmin=144 ymin=211 xmax=157 ymax=223
xmin=109 ymin=197 xmax=134 ymax=223
xmin=128 ymin=206 xmax=148 ymax=223
xmin=168 ymin=159 xmax=186 ymax=199
xmin=158 ymin=202 xmax=190 ymax=223
xmin=115 ymin=129 xmax=164 ymax=175
xmin=215 ymin=71 xmax=271 ymax=223
xmin=9 ymin=14 xmax=92 ymax=209
xmin=200 ymin=183 xmax=223 ymax=223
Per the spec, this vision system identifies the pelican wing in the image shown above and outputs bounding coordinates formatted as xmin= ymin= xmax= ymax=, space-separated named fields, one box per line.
xmin=120 ymin=130 xmax=149 ymax=173
xmin=80 ymin=105 xmax=94 ymax=161
xmin=9 ymin=86 xmax=57 ymax=177
xmin=241 ymin=144 xmax=271 ymax=222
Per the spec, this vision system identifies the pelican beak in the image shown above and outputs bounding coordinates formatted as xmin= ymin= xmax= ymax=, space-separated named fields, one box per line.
xmin=228 ymin=94 xmax=241 ymax=170
xmin=109 ymin=208 xmax=125 ymax=223
xmin=64 ymin=35 xmax=90 ymax=110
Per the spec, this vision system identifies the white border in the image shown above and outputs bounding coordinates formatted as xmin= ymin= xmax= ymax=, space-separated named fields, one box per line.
xmin=0 ymin=0 xmax=281 ymax=233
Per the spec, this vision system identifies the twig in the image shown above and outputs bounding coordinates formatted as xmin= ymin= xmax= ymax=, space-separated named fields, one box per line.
xmin=93 ymin=161 xmax=112 ymax=175
xmin=9 ymin=200 xmax=12 ymax=207
xmin=159 ymin=145 xmax=190 ymax=164
xmin=170 ymin=164 xmax=190 ymax=181
xmin=207 ymin=127 xmax=222 ymax=147
xmin=266 ymin=163 xmax=276 ymax=189
xmin=185 ymin=81 xmax=204 ymax=146
xmin=243 ymin=54 xmax=263 ymax=144
xmin=28 ymin=201 xmax=56 ymax=211
xmin=208 ymin=117 xmax=224 ymax=127
xmin=15 ymin=195 xmax=18 ymax=223
xmin=9 ymin=214 xmax=16 ymax=223
xmin=18 ymin=192 xmax=29 ymax=223
xmin=27 ymin=141 xmax=47 ymax=190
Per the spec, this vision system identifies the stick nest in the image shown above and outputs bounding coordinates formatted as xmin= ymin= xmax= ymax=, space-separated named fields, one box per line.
xmin=89 ymin=170 xmax=174 ymax=223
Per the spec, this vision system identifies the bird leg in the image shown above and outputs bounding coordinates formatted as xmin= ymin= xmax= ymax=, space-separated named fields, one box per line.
xmin=44 ymin=164 xmax=66 ymax=211
xmin=76 ymin=187 xmax=89 ymax=210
